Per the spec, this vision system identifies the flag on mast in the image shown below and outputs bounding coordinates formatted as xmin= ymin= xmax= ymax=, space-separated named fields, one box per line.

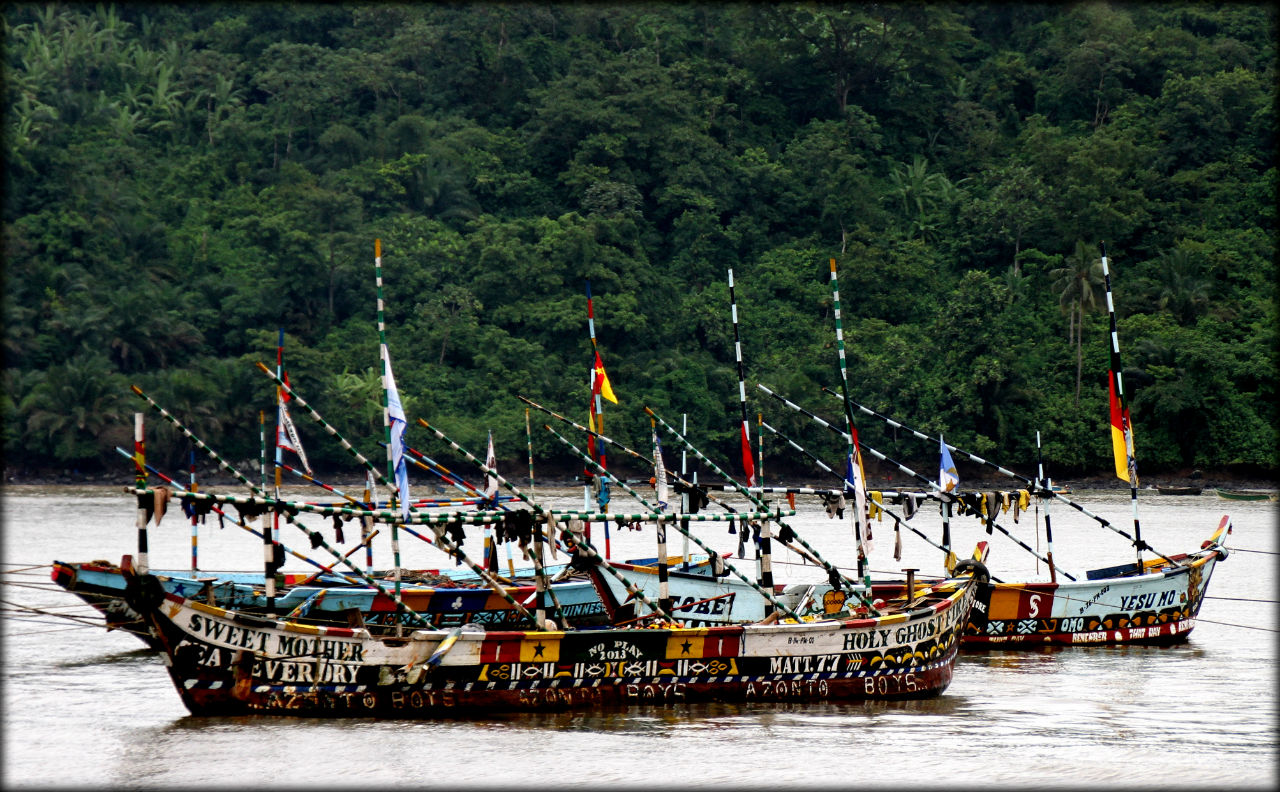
xmin=592 ymin=350 xmax=618 ymax=404
xmin=382 ymin=345 xmax=410 ymax=521
xmin=276 ymin=372 xmax=312 ymax=475
xmin=939 ymin=436 xmax=959 ymax=492
xmin=652 ymin=428 xmax=670 ymax=511
xmin=844 ymin=426 xmax=873 ymax=556
xmin=484 ymin=431 xmax=499 ymax=502
xmin=1108 ymin=373 xmax=1135 ymax=483
xmin=740 ymin=422 xmax=756 ymax=488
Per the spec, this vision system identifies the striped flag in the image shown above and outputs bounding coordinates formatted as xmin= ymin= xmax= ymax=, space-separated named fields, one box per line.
xmin=382 ymin=346 xmax=410 ymax=521
xmin=1109 ymin=373 xmax=1135 ymax=482
xmin=939 ymin=436 xmax=959 ymax=492
xmin=276 ymin=373 xmax=312 ymax=475
xmin=593 ymin=350 xmax=617 ymax=404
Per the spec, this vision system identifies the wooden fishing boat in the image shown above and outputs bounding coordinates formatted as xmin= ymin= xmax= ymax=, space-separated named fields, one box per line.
xmin=120 ymin=558 xmax=982 ymax=716
xmin=1215 ymin=489 xmax=1276 ymax=502
xmin=52 ymin=553 xmax=721 ymax=648
xmin=961 ymin=516 xmax=1230 ymax=646
xmin=607 ymin=515 xmax=1231 ymax=648
xmin=1157 ymin=486 xmax=1202 ymax=496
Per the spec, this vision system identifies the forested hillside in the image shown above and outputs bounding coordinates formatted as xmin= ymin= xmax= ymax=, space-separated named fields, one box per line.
xmin=3 ymin=3 xmax=1276 ymax=485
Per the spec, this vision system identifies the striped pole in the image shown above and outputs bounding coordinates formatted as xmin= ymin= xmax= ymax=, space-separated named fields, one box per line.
xmin=113 ymin=447 xmax=365 ymax=586
xmin=188 ymin=447 xmax=198 ymax=572
xmin=644 ymin=407 xmax=863 ymax=611
xmin=806 ymin=385 xmax=1180 ymax=566
xmin=758 ymin=421 xmax=952 ymax=557
xmin=680 ymin=413 xmax=690 ymax=568
xmin=129 ymin=386 xmax=429 ymax=624
xmin=259 ymin=409 xmax=275 ymax=606
xmin=373 ymin=239 xmax=403 ymax=622
xmin=758 ymin=383 xmax=1073 ymax=579
xmin=253 ymin=363 xmax=541 ymax=618
xmin=1100 ymin=242 xmax=1144 ymax=569
xmin=1037 ymin=431 xmax=1057 ymax=582
xmin=362 ymin=472 xmax=374 ymax=575
xmin=829 ymin=258 xmax=870 ymax=580
xmin=518 ymin=394 xmax=746 ymax=521
xmin=271 ymin=329 xmax=286 ymax=600
xmin=585 ymin=280 xmax=610 ymax=557
xmin=728 ymin=268 xmax=756 ymax=487
xmin=649 ymin=416 xmax=671 ymax=615
xmin=133 ymin=413 xmax=148 ymax=574
xmin=757 ymin=412 xmax=764 ymax=492
xmin=544 ymin=422 xmax=797 ymax=620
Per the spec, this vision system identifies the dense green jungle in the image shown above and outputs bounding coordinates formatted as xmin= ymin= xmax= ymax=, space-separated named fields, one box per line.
xmin=3 ymin=3 xmax=1276 ymax=489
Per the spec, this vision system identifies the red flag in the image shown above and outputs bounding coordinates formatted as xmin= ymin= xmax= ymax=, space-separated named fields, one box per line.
xmin=1108 ymin=372 xmax=1134 ymax=482
xmin=592 ymin=351 xmax=617 ymax=403
xmin=740 ymin=423 xmax=756 ymax=487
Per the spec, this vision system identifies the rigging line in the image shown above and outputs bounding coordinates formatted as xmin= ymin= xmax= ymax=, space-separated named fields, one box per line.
xmin=0 ymin=564 xmax=53 ymax=573
xmin=1191 ymin=618 xmax=1277 ymax=634
xmin=1 ymin=599 xmax=108 ymax=619
xmin=3 ymin=613 xmax=107 ymax=628
xmin=4 ymin=624 xmax=110 ymax=637
xmin=1203 ymin=595 xmax=1280 ymax=603
xmin=0 ymin=599 xmax=100 ymax=612
xmin=1224 ymin=548 xmax=1277 ymax=555
xmin=1 ymin=580 xmax=77 ymax=593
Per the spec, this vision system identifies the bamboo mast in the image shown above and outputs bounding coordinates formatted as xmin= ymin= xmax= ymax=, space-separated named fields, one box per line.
xmin=585 ymin=279 xmax=610 ymax=557
xmin=728 ymin=268 xmax=757 ymax=488
xmin=828 ymin=259 xmax=870 ymax=580
xmin=127 ymin=389 xmax=428 ymax=622
xmin=757 ymin=420 xmax=954 ymax=558
xmin=373 ymin=238 xmax=404 ymax=624
xmin=680 ymin=413 xmax=690 ymax=568
xmin=188 ymin=447 xmax=198 ymax=572
xmin=259 ymin=409 xmax=275 ymax=606
xmin=759 ymin=383 xmax=1069 ymax=579
xmin=644 ymin=406 xmax=868 ymax=612
xmin=133 ymin=413 xmax=148 ymax=574
xmin=1037 ymin=430 xmax=1058 ymax=582
xmin=113 ymin=446 xmax=366 ymax=586
xmin=1100 ymin=241 xmax=1145 ymax=569
xmin=252 ymin=364 xmax=543 ymax=625
xmin=812 ymin=387 xmax=1177 ymax=563
xmin=544 ymin=422 xmax=797 ymax=620
xmin=419 ymin=417 xmax=665 ymax=624
xmin=650 ymin=416 xmax=672 ymax=615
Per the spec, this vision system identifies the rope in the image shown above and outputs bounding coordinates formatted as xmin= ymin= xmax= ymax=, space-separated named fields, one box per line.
xmin=1225 ymin=548 xmax=1277 ymax=555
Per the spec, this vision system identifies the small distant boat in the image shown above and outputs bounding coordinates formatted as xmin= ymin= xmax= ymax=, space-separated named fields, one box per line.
xmin=1051 ymin=483 xmax=1072 ymax=495
xmin=1158 ymin=486 xmax=1202 ymax=496
xmin=1215 ymin=489 xmax=1277 ymax=502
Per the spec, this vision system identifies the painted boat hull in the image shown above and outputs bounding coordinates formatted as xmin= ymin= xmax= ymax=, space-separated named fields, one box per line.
xmin=961 ymin=517 xmax=1230 ymax=647
xmin=53 ymin=555 xmax=718 ymax=647
xmin=588 ymin=519 xmax=1231 ymax=649
xmin=123 ymin=569 xmax=978 ymax=716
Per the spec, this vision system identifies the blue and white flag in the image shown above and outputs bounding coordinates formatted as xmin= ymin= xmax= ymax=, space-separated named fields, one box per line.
xmin=939 ymin=436 xmax=959 ymax=493
xmin=484 ymin=431 xmax=499 ymax=502
xmin=383 ymin=345 xmax=410 ymax=521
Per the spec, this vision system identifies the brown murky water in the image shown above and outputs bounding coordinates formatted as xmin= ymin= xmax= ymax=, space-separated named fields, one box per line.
xmin=4 ymin=484 xmax=1275 ymax=788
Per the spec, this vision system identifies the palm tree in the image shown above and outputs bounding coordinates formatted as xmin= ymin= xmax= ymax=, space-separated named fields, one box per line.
xmin=1050 ymin=240 xmax=1106 ymax=403
xmin=1157 ymin=247 xmax=1211 ymax=324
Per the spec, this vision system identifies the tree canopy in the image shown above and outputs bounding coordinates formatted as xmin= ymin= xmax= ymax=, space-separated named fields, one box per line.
xmin=3 ymin=3 xmax=1275 ymax=484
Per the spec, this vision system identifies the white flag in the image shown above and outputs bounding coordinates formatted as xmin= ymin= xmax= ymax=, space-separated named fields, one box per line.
xmin=382 ymin=345 xmax=410 ymax=521
xmin=484 ymin=431 xmax=499 ymax=501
